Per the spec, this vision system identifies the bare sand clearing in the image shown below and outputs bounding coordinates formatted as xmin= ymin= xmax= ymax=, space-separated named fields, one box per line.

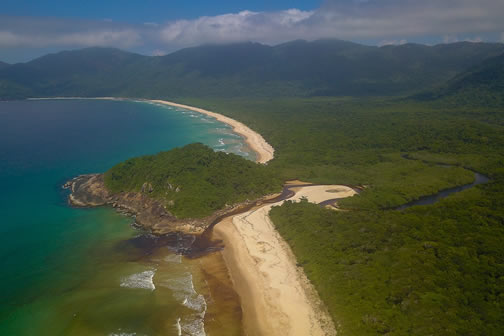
xmin=215 ymin=185 xmax=357 ymax=336
xmin=150 ymin=100 xmax=275 ymax=164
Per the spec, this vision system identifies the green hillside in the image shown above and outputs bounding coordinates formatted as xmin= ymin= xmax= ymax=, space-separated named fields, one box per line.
xmin=3 ymin=39 xmax=504 ymax=335
xmin=182 ymin=96 xmax=504 ymax=335
xmin=1 ymin=40 xmax=504 ymax=99
xmin=415 ymin=52 xmax=504 ymax=106
xmin=104 ymin=143 xmax=282 ymax=218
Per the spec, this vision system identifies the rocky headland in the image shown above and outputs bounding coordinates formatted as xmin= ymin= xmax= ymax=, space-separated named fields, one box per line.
xmin=63 ymin=173 xmax=258 ymax=235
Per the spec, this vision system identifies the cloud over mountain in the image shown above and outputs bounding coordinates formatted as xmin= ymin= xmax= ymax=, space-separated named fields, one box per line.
xmin=1 ymin=0 xmax=503 ymax=61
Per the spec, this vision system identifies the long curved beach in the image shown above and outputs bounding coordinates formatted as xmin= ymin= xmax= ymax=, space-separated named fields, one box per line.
xmin=149 ymin=99 xmax=275 ymax=164
xmin=29 ymin=97 xmax=353 ymax=335
xmin=29 ymin=97 xmax=275 ymax=164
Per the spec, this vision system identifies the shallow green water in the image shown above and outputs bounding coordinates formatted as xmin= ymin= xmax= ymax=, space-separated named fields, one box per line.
xmin=0 ymin=99 xmax=247 ymax=335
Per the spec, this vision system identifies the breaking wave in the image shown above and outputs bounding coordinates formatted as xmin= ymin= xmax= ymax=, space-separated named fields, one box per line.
xmin=160 ymin=272 xmax=207 ymax=336
xmin=120 ymin=269 xmax=156 ymax=291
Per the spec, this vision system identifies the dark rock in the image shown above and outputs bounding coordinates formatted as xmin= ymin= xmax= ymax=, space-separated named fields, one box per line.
xmin=64 ymin=173 xmax=259 ymax=235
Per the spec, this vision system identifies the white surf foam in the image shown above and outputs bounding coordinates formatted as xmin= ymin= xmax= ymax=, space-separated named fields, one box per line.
xmin=175 ymin=317 xmax=182 ymax=336
xmin=109 ymin=331 xmax=137 ymax=336
xmin=120 ymin=269 xmax=156 ymax=291
xmin=160 ymin=272 xmax=208 ymax=335
xmin=180 ymin=317 xmax=206 ymax=336
xmin=183 ymin=294 xmax=207 ymax=312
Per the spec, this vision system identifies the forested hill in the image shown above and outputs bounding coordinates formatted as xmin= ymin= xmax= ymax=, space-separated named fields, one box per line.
xmin=416 ymin=52 xmax=504 ymax=106
xmin=104 ymin=143 xmax=282 ymax=218
xmin=1 ymin=40 xmax=504 ymax=99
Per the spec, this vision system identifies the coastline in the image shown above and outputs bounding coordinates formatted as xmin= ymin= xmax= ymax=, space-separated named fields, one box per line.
xmin=28 ymin=97 xmax=275 ymax=164
xmin=214 ymin=185 xmax=357 ymax=335
xmin=33 ymin=96 xmax=342 ymax=335
xmin=149 ymin=99 xmax=274 ymax=164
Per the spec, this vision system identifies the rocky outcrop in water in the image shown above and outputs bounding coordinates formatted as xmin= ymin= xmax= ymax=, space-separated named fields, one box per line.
xmin=63 ymin=174 xmax=256 ymax=235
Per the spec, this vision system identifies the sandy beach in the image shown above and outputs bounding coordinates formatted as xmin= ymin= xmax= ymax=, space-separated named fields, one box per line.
xmin=215 ymin=185 xmax=357 ymax=336
xmin=28 ymin=97 xmax=275 ymax=164
xmin=150 ymin=100 xmax=275 ymax=164
xmin=30 ymin=97 xmax=349 ymax=335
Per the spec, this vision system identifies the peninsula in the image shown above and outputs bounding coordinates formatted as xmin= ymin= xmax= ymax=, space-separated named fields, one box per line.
xmin=10 ymin=34 xmax=501 ymax=336
xmin=64 ymin=100 xmax=361 ymax=336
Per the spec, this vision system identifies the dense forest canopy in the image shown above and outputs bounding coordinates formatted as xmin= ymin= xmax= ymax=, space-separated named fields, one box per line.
xmin=417 ymin=52 xmax=504 ymax=106
xmin=103 ymin=94 xmax=504 ymax=334
xmin=181 ymin=96 xmax=504 ymax=335
xmin=2 ymin=38 xmax=504 ymax=335
xmin=104 ymin=143 xmax=282 ymax=218
xmin=1 ymin=40 xmax=504 ymax=99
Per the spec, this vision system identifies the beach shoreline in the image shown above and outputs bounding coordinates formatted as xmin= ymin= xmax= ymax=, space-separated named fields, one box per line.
xmin=214 ymin=185 xmax=357 ymax=336
xmin=28 ymin=97 xmax=275 ymax=164
xmin=31 ymin=96 xmax=343 ymax=335
xmin=149 ymin=99 xmax=275 ymax=164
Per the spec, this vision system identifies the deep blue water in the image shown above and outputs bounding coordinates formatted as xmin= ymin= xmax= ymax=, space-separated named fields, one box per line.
xmin=0 ymin=99 xmax=248 ymax=335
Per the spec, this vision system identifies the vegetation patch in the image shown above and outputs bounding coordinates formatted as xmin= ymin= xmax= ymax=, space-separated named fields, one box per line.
xmin=104 ymin=143 xmax=282 ymax=218
xmin=184 ymin=97 xmax=504 ymax=335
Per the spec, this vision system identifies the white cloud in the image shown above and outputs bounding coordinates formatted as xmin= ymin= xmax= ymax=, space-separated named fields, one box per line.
xmin=465 ymin=36 xmax=483 ymax=43
xmin=378 ymin=39 xmax=407 ymax=46
xmin=0 ymin=28 xmax=141 ymax=48
xmin=1 ymin=0 xmax=504 ymax=54
xmin=159 ymin=9 xmax=314 ymax=46
xmin=443 ymin=35 xmax=485 ymax=44
xmin=156 ymin=0 xmax=504 ymax=48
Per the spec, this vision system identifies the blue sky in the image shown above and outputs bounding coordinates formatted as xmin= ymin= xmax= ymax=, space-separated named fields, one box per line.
xmin=1 ymin=0 xmax=321 ymax=22
xmin=1 ymin=0 xmax=503 ymax=63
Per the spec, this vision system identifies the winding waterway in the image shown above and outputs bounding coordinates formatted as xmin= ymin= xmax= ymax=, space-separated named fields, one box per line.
xmin=396 ymin=157 xmax=491 ymax=210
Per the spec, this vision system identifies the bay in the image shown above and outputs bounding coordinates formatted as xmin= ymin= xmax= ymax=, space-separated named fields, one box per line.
xmin=0 ymin=99 xmax=245 ymax=335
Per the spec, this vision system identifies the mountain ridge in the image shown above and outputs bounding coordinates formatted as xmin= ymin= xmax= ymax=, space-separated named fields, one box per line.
xmin=1 ymin=40 xmax=504 ymax=99
xmin=414 ymin=51 xmax=504 ymax=105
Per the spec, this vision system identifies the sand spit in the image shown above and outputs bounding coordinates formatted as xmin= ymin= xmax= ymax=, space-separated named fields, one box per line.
xmin=150 ymin=100 xmax=274 ymax=164
xmin=215 ymin=185 xmax=357 ymax=336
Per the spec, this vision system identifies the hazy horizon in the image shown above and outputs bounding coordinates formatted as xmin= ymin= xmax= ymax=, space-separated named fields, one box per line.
xmin=1 ymin=0 xmax=504 ymax=63
xmin=2 ymin=38 xmax=504 ymax=65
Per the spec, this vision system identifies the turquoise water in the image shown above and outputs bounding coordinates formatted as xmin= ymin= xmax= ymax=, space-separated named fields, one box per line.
xmin=0 ymin=99 xmax=247 ymax=335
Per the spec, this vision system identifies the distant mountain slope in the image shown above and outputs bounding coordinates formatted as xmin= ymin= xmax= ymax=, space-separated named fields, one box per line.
xmin=415 ymin=52 xmax=504 ymax=105
xmin=1 ymin=40 xmax=504 ymax=99
xmin=0 ymin=48 xmax=147 ymax=98
xmin=0 ymin=61 xmax=9 ymax=70
xmin=445 ymin=53 xmax=504 ymax=92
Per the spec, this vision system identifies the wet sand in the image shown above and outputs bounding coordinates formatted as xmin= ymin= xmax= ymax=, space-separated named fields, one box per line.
xmin=214 ymin=185 xmax=357 ymax=336
xmin=150 ymin=100 xmax=275 ymax=164
xmin=30 ymin=97 xmax=348 ymax=335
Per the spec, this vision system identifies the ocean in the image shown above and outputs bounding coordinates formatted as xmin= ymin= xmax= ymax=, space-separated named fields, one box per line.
xmin=0 ymin=99 xmax=245 ymax=335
